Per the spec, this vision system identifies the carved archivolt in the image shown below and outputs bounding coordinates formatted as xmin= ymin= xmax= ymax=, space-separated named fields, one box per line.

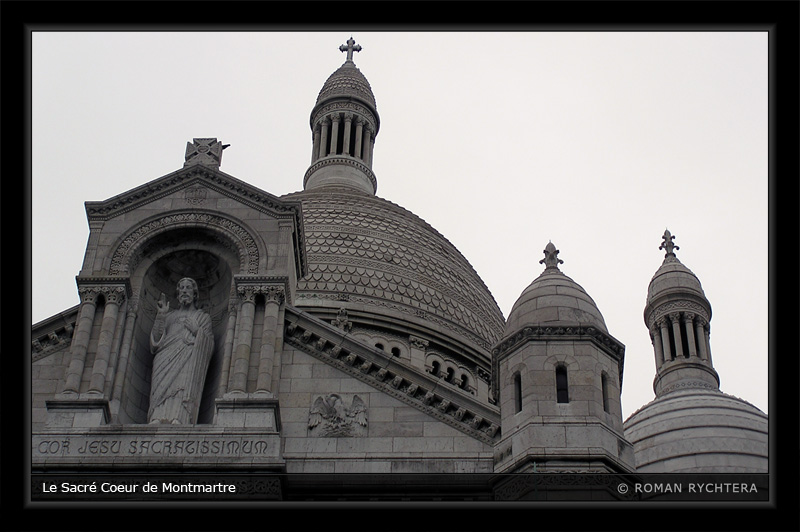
xmin=109 ymin=212 xmax=260 ymax=276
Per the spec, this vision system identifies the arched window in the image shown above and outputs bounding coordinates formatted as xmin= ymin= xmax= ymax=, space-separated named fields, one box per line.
xmin=445 ymin=367 xmax=455 ymax=383
xmin=514 ymin=372 xmax=523 ymax=413
xmin=601 ymin=373 xmax=610 ymax=413
xmin=430 ymin=361 xmax=440 ymax=377
xmin=391 ymin=347 xmax=401 ymax=357
xmin=375 ymin=343 xmax=384 ymax=351
xmin=556 ymin=365 xmax=569 ymax=404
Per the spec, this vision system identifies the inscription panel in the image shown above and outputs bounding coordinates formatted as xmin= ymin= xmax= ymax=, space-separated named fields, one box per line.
xmin=33 ymin=429 xmax=282 ymax=465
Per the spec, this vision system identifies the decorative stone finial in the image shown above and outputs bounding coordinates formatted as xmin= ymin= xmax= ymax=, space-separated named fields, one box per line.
xmin=339 ymin=36 xmax=362 ymax=63
xmin=539 ymin=241 xmax=563 ymax=271
xmin=659 ymin=229 xmax=680 ymax=261
xmin=184 ymin=138 xmax=229 ymax=169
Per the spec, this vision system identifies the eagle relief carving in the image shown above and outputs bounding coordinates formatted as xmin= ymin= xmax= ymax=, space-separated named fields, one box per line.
xmin=308 ymin=394 xmax=368 ymax=437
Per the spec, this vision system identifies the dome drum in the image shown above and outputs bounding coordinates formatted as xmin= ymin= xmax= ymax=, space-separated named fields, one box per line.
xmin=303 ymin=156 xmax=377 ymax=195
xmin=653 ymin=358 xmax=720 ymax=396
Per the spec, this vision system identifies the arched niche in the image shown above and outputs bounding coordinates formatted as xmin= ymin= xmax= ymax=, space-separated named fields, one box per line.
xmin=117 ymin=226 xmax=242 ymax=424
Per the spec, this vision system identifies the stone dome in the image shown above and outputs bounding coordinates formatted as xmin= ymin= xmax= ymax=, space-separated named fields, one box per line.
xmin=315 ymin=60 xmax=377 ymax=110
xmin=646 ymin=255 xmax=708 ymax=310
xmin=624 ymin=388 xmax=769 ymax=472
xmin=504 ymin=243 xmax=607 ymax=337
xmin=644 ymin=229 xmax=711 ymax=322
xmin=282 ymin=186 xmax=506 ymax=358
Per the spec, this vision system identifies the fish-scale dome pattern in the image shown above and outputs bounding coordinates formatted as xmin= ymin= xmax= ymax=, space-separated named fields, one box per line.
xmin=316 ymin=62 xmax=377 ymax=109
xmin=284 ymin=188 xmax=505 ymax=352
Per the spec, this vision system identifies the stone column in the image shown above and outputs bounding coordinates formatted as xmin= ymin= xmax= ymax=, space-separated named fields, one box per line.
xmin=695 ymin=317 xmax=710 ymax=361
xmin=329 ymin=114 xmax=340 ymax=155
xmin=342 ymin=113 xmax=353 ymax=156
xmin=62 ymin=288 xmax=99 ymax=394
xmin=683 ymin=313 xmax=698 ymax=358
xmin=255 ymin=287 xmax=285 ymax=393
xmin=104 ymin=297 xmax=128 ymax=395
xmin=312 ymin=122 xmax=321 ymax=163
xmin=111 ymin=296 xmax=139 ymax=402
xmin=229 ymin=286 xmax=257 ymax=394
xmin=702 ymin=321 xmax=713 ymax=365
xmin=362 ymin=125 xmax=373 ymax=166
xmin=650 ymin=324 xmax=665 ymax=368
xmin=354 ymin=117 xmax=364 ymax=159
xmin=669 ymin=313 xmax=684 ymax=358
xmin=88 ymin=287 xmax=126 ymax=394
xmin=368 ymin=134 xmax=375 ymax=167
xmin=658 ymin=317 xmax=671 ymax=362
xmin=318 ymin=118 xmax=330 ymax=158
xmin=217 ymin=299 xmax=239 ymax=397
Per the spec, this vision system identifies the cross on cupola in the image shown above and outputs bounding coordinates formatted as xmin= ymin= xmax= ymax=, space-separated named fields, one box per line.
xmin=659 ymin=229 xmax=680 ymax=261
xmin=339 ymin=37 xmax=362 ymax=62
xmin=539 ymin=241 xmax=564 ymax=271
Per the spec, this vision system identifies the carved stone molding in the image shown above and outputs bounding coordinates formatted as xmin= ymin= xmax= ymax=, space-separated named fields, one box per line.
xmin=298 ymin=292 xmax=491 ymax=351
xmin=284 ymin=314 xmax=500 ymax=444
xmin=494 ymin=325 xmax=625 ymax=361
xmin=303 ymin=156 xmax=378 ymax=192
xmin=32 ymin=322 xmax=76 ymax=361
xmin=312 ymin=101 xmax=377 ymax=130
xmin=86 ymin=168 xmax=298 ymax=221
xmin=234 ymin=276 xmax=289 ymax=307
xmin=660 ymin=380 xmax=717 ymax=395
xmin=647 ymin=300 xmax=709 ymax=330
xmin=109 ymin=211 xmax=260 ymax=276
xmin=76 ymin=278 xmax=131 ymax=304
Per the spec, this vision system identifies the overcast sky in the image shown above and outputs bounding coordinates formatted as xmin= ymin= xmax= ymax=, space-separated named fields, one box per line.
xmin=31 ymin=31 xmax=768 ymax=420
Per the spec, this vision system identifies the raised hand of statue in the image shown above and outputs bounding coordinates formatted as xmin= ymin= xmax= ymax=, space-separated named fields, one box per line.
xmin=156 ymin=293 xmax=170 ymax=315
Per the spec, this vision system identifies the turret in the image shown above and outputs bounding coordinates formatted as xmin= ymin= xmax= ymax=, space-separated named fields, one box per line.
xmin=624 ymin=230 xmax=768 ymax=472
xmin=644 ymin=229 xmax=719 ymax=396
xmin=492 ymin=242 xmax=634 ymax=473
xmin=304 ymin=37 xmax=380 ymax=195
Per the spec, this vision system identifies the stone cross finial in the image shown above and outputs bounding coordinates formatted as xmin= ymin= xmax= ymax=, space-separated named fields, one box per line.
xmin=339 ymin=37 xmax=362 ymax=62
xmin=659 ymin=229 xmax=680 ymax=258
xmin=184 ymin=138 xmax=229 ymax=169
xmin=539 ymin=241 xmax=563 ymax=271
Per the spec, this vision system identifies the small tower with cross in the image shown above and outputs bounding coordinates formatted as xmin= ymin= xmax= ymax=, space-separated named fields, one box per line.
xmin=304 ymin=37 xmax=381 ymax=195
xmin=493 ymin=242 xmax=634 ymax=474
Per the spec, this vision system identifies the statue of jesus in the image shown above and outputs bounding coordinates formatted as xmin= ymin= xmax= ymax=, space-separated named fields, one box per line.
xmin=148 ymin=277 xmax=214 ymax=424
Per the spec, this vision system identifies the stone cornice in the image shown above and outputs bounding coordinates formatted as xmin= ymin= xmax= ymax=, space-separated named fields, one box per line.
xmin=310 ymin=101 xmax=378 ymax=132
xmin=84 ymin=167 xmax=307 ymax=278
xmin=234 ymin=275 xmax=291 ymax=306
xmin=492 ymin=324 xmax=626 ymax=404
xmin=494 ymin=324 xmax=625 ymax=363
xmin=303 ymin=156 xmax=378 ymax=194
xmin=283 ymin=307 xmax=500 ymax=444
xmin=75 ymin=276 xmax=133 ymax=299
xmin=645 ymin=296 xmax=711 ymax=330
xmin=86 ymin=167 xmax=298 ymax=222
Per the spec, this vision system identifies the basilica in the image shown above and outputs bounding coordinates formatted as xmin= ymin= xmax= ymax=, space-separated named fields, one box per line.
xmin=31 ymin=38 xmax=768 ymax=500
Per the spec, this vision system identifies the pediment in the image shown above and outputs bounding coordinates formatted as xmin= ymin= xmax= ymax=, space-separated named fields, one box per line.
xmin=84 ymin=164 xmax=302 ymax=225
xmin=283 ymin=307 xmax=501 ymax=444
